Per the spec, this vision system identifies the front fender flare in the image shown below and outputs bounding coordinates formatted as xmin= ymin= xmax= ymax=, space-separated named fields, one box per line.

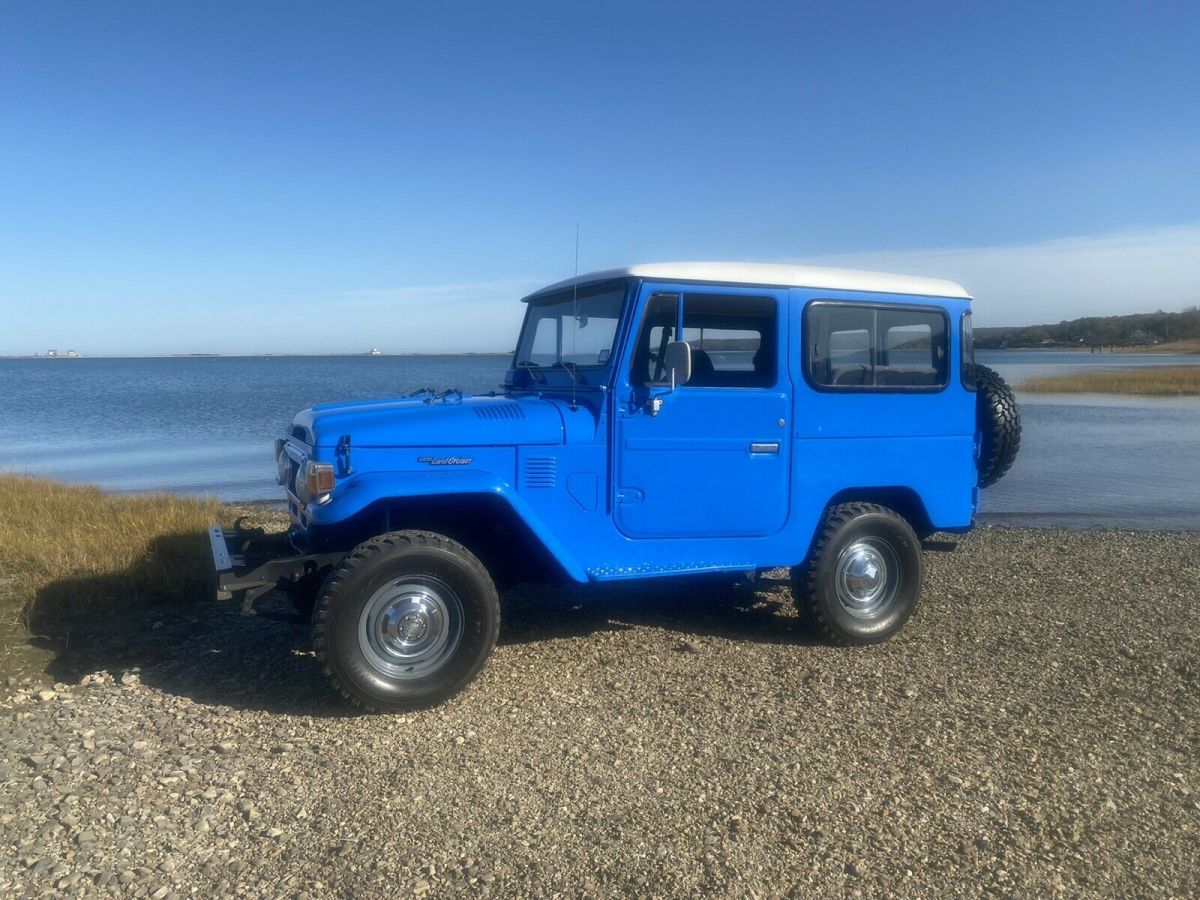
xmin=304 ymin=470 xmax=589 ymax=582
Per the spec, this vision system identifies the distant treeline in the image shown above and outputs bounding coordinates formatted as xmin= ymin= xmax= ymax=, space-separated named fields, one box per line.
xmin=976 ymin=307 xmax=1200 ymax=349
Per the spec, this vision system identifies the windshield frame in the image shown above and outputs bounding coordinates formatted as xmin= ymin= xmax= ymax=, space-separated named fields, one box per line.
xmin=508 ymin=278 xmax=633 ymax=390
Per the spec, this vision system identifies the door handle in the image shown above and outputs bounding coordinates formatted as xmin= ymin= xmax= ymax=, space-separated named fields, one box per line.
xmin=749 ymin=442 xmax=780 ymax=455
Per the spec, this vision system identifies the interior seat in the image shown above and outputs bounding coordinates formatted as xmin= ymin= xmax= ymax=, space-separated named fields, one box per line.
xmin=688 ymin=349 xmax=716 ymax=385
xmin=831 ymin=365 xmax=869 ymax=386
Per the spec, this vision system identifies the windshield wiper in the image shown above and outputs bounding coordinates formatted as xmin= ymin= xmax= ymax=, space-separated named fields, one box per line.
xmin=515 ymin=360 xmax=546 ymax=384
xmin=550 ymin=361 xmax=584 ymax=383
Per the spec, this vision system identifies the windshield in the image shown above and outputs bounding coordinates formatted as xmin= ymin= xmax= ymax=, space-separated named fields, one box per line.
xmin=512 ymin=281 xmax=627 ymax=386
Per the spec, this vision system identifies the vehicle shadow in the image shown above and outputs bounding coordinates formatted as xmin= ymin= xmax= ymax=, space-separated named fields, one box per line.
xmin=25 ymin=532 xmax=814 ymax=716
xmin=25 ymin=532 xmax=347 ymax=717
xmin=499 ymin=573 xmax=812 ymax=649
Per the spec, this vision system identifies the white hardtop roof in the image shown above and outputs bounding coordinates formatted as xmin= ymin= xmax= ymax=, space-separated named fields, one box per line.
xmin=526 ymin=261 xmax=971 ymax=301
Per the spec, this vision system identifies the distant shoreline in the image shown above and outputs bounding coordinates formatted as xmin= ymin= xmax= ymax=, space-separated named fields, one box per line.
xmin=9 ymin=346 xmax=1200 ymax=361
xmin=0 ymin=352 xmax=514 ymax=360
xmin=977 ymin=339 xmax=1200 ymax=355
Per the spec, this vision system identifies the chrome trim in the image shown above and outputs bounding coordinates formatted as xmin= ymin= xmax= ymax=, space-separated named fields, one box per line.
xmin=834 ymin=538 xmax=900 ymax=620
xmin=358 ymin=576 xmax=464 ymax=680
xmin=208 ymin=526 xmax=233 ymax=573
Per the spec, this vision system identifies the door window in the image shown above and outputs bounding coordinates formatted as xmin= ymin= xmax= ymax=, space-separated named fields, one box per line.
xmin=631 ymin=291 xmax=778 ymax=388
xmin=630 ymin=293 xmax=679 ymax=386
xmin=680 ymin=294 xmax=776 ymax=388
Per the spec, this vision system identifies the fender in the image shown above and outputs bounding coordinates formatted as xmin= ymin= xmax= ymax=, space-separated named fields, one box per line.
xmin=303 ymin=469 xmax=589 ymax=582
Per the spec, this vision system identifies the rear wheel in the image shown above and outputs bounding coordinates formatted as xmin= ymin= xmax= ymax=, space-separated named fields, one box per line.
xmin=313 ymin=531 xmax=500 ymax=712
xmin=792 ymin=503 xmax=922 ymax=644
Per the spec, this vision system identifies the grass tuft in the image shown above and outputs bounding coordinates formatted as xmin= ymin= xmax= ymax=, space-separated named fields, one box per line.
xmin=0 ymin=474 xmax=222 ymax=635
xmin=1020 ymin=366 xmax=1200 ymax=396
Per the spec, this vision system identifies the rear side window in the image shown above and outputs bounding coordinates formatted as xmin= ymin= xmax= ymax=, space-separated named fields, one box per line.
xmin=806 ymin=302 xmax=948 ymax=390
xmin=961 ymin=310 xmax=977 ymax=391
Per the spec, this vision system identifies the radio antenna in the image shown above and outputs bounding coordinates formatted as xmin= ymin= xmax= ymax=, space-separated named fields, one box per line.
xmin=570 ymin=222 xmax=579 ymax=410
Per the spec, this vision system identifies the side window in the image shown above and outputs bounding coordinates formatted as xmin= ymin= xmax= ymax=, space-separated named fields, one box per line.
xmin=631 ymin=293 xmax=679 ymax=386
xmin=680 ymin=294 xmax=776 ymax=388
xmin=876 ymin=308 xmax=947 ymax=386
xmin=806 ymin=303 xmax=948 ymax=389
xmin=961 ymin=310 xmax=977 ymax=391
xmin=812 ymin=306 xmax=874 ymax=386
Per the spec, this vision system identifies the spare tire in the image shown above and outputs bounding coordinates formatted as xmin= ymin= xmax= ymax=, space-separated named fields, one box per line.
xmin=974 ymin=364 xmax=1022 ymax=489
xmin=974 ymin=363 xmax=1021 ymax=487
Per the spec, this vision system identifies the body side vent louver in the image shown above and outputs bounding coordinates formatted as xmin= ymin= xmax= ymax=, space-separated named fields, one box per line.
xmin=523 ymin=457 xmax=557 ymax=488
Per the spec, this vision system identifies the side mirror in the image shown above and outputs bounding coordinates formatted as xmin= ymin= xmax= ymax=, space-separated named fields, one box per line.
xmin=664 ymin=340 xmax=692 ymax=389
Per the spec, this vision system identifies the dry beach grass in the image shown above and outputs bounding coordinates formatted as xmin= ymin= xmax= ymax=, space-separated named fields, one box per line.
xmin=0 ymin=480 xmax=1198 ymax=896
xmin=0 ymin=475 xmax=223 ymax=678
xmin=0 ymin=475 xmax=220 ymax=627
xmin=1020 ymin=364 xmax=1200 ymax=395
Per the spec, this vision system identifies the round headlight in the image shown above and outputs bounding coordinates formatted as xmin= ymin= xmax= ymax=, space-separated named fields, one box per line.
xmin=291 ymin=468 xmax=307 ymax=504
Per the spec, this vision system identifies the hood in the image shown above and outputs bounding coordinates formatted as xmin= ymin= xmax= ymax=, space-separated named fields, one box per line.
xmin=293 ymin=394 xmax=565 ymax=449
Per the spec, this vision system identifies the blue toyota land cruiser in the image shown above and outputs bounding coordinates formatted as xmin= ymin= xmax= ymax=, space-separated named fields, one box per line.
xmin=211 ymin=262 xmax=1020 ymax=711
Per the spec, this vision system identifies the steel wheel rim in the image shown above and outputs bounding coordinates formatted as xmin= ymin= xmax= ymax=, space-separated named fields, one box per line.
xmin=834 ymin=538 xmax=900 ymax=620
xmin=358 ymin=576 xmax=464 ymax=679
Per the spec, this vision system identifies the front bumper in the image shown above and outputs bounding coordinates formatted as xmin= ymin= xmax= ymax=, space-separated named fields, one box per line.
xmin=209 ymin=524 xmax=343 ymax=615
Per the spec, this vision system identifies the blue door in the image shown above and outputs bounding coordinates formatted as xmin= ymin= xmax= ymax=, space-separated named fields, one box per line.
xmin=614 ymin=284 xmax=791 ymax=539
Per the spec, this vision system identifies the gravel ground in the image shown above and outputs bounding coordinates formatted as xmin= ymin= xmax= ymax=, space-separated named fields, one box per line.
xmin=1 ymin=526 xmax=1198 ymax=898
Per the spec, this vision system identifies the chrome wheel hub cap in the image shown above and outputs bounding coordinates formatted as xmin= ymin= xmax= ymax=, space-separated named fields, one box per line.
xmin=359 ymin=577 xmax=463 ymax=679
xmin=834 ymin=539 xmax=899 ymax=619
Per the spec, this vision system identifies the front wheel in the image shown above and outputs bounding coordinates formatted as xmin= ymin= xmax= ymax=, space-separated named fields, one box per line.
xmin=313 ymin=531 xmax=500 ymax=712
xmin=792 ymin=503 xmax=923 ymax=645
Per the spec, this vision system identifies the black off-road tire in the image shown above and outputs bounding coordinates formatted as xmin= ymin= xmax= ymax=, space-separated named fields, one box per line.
xmin=974 ymin=363 xmax=1021 ymax=487
xmin=791 ymin=503 xmax=923 ymax=645
xmin=313 ymin=531 xmax=500 ymax=712
xmin=291 ymin=590 xmax=317 ymax=618
xmin=288 ymin=563 xmax=329 ymax=618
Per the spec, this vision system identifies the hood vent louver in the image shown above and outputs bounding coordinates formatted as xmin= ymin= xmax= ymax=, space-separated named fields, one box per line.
xmin=474 ymin=402 xmax=525 ymax=421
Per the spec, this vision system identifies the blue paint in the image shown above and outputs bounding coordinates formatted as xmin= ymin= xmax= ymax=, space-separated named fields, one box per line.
xmin=278 ymin=275 xmax=981 ymax=582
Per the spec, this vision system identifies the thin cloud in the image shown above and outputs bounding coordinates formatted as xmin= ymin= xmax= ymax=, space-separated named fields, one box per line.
xmin=795 ymin=224 xmax=1200 ymax=326
xmin=341 ymin=277 xmax=545 ymax=307
xmin=318 ymin=277 xmax=545 ymax=353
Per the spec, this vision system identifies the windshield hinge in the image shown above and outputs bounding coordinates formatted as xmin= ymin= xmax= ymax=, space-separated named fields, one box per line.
xmin=335 ymin=434 xmax=352 ymax=477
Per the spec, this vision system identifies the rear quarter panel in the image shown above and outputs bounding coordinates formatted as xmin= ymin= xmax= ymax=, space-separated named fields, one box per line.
xmin=788 ymin=288 xmax=977 ymax=538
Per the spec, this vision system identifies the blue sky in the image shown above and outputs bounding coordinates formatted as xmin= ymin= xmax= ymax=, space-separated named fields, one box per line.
xmin=2 ymin=1 xmax=1198 ymax=355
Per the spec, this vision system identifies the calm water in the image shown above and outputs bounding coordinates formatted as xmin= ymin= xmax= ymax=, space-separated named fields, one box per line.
xmin=0 ymin=356 xmax=509 ymax=499
xmin=2 ymin=351 xmax=1198 ymax=530
xmin=973 ymin=351 xmax=1200 ymax=530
